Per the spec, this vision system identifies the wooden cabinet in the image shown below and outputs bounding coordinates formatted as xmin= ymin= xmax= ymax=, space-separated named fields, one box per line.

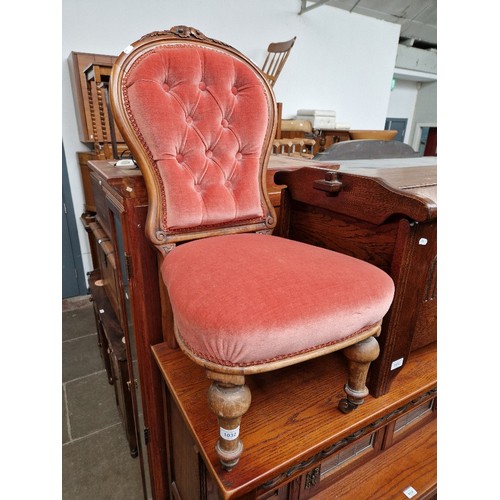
xmin=89 ymin=270 xmax=138 ymax=457
xmin=152 ymin=341 xmax=436 ymax=499
xmin=276 ymin=160 xmax=437 ymax=397
xmin=86 ymin=160 xmax=167 ymax=499
xmin=68 ymin=51 xmax=125 ymax=150
xmin=69 ymin=52 xmax=129 ymax=214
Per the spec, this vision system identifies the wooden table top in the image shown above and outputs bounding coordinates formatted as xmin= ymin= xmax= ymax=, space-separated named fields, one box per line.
xmin=89 ymin=155 xmax=437 ymax=220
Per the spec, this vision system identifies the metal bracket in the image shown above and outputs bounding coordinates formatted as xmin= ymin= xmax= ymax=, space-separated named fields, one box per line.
xmin=313 ymin=170 xmax=343 ymax=196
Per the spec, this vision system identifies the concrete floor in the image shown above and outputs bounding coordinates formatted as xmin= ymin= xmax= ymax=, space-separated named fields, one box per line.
xmin=62 ymin=296 xmax=145 ymax=500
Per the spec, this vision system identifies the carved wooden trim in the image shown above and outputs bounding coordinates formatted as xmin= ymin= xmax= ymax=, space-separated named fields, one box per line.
xmin=139 ymin=25 xmax=232 ymax=49
xmin=260 ymin=387 xmax=437 ymax=490
xmin=304 ymin=466 xmax=320 ymax=489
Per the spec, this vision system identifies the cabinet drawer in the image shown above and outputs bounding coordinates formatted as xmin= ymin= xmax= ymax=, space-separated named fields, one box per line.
xmin=89 ymin=270 xmax=138 ymax=458
xmin=89 ymin=221 xmax=125 ymax=326
xmin=90 ymin=172 xmax=111 ymax=235
xmin=98 ymin=242 xmax=124 ymax=327
xmin=383 ymin=396 xmax=437 ymax=449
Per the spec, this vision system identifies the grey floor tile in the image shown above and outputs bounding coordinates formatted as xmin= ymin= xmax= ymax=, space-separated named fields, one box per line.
xmin=62 ymin=334 xmax=103 ymax=382
xmin=62 ymin=424 xmax=144 ymax=500
xmin=66 ymin=372 xmax=121 ymax=440
xmin=62 ymin=300 xmax=145 ymax=499
xmin=62 ymin=304 xmax=96 ymax=342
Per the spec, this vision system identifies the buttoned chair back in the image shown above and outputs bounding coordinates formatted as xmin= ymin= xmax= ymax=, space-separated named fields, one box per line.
xmin=110 ymin=26 xmax=395 ymax=472
xmin=111 ymin=26 xmax=276 ymax=249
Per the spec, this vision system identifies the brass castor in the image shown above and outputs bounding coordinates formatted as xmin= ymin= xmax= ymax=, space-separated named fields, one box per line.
xmin=338 ymin=397 xmax=359 ymax=414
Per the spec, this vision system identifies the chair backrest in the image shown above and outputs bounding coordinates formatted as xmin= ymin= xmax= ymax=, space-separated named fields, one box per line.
xmin=261 ymin=37 xmax=296 ymax=87
xmin=110 ymin=26 xmax=277 ymax=255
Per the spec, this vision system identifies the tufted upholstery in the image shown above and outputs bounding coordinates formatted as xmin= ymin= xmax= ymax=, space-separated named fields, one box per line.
xmin=123 ymin=44 xmax=270 ymax=231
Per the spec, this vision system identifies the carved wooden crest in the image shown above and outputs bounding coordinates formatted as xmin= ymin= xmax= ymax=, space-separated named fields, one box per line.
xmin=139 ymin=25 xmax=231 ymax=48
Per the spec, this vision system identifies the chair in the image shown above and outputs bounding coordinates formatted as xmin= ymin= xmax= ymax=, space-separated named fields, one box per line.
xmin=110 ymin=25 xmax=395 ymax=472
xmin=273 ymin=118 xmax=316 ymax=158
xmin=261 ymin=36 xmax=296 ymax=87
xmin=272 ymin=137 xmax=315 ymax=158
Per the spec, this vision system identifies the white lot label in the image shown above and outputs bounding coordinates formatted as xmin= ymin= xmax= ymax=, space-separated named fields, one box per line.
xmin=403 ymin=486 xmax=417 ymax=498
xmin=220 ymin=426 xmax=239 ymax=440
xmin=391 ymin=358 xmax=404 ymax=370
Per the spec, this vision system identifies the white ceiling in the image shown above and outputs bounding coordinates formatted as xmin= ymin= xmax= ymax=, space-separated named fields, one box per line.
xmin=299 ymin=0 xmax=437 ymax=48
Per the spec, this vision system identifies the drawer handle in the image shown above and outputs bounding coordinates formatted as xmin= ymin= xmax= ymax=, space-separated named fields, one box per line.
xmin=127 ymin=379 xmax=138 ymax=391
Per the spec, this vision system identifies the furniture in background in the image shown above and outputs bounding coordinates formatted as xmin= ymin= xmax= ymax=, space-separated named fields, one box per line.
xmin=423 ymin=127 xmax=437 ymax=156
xmin=314 ymin=139 xmax=420 ymax=161
xmin=348 ymin=130 xmax=397 ymax=141
xmin=68 ymin=52 xmax=128 ymax=215
xmin=311 ymin=129 xmax=399 ymax=156
xmin=298 ymin=128 xmax=398 ymax=157
xmin=261 ymin=36 xmax=296 ymax=87
xmin=272 ymin=103 xmax=316 ymax=158
xmin=88 ymin=267 xmax=138 ymax=458
xmin=310 ymin=128 xmax=352 ymax=154
xmin=273 ymin=114 xmax=316 ymax=158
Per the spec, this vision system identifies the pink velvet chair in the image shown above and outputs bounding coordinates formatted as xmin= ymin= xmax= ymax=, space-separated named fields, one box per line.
xmin=110 ymin=26 xmax=395 ymax=471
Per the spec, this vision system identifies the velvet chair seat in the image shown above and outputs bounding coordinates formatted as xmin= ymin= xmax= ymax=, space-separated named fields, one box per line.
xmin=162 ymin=233 xmax=394 ymax=370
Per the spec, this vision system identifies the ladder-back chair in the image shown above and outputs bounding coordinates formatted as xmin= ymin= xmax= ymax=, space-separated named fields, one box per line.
xmin=261 ymin=36 xmax=296 ymax=87
xmin=110 ymin=26 xmax=395 ymax=471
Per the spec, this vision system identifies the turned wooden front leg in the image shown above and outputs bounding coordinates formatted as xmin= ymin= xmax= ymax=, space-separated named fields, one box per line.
xmin=338 ymin=335 xmax=380 ymax=413
xmin=207 ymin=373 xmax=251 ymax=471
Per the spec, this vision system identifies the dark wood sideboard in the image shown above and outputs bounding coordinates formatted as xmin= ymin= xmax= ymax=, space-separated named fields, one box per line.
xmin=85 ymin=157 xmax=437 ymax=499
xmin=275 ymin=158 xmax=437 ymax=397
xmin=85 ymin=160 xmax=165 ymax=499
